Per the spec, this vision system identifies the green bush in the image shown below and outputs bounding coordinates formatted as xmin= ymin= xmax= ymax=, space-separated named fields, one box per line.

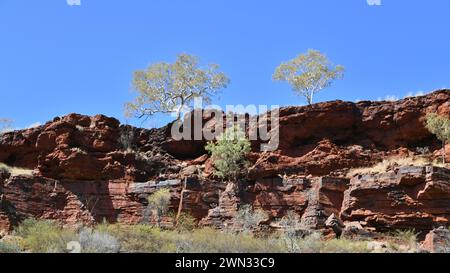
xmin=425 ymin=113 xmax=450 ymax=163
xmin=175 ymin=213 xmax=197 ymax=232
xmin=14 ymin=218 xmax=76 ymax=253
xmin=177 ymin=228 xmax=284 ymax=253
xmin=205 ymin=125 xmax=251 ymax=180
xmin=95 ymin=224 xmax=171 ymax=253
xmin=148 ymin=188 xmax=171 ymax=227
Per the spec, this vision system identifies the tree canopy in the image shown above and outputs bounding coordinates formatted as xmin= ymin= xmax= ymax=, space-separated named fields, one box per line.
xmin=126 ymin=54 xmax=229 ymax=121
xmin=273 ymin=49 xmax=344 ymax=105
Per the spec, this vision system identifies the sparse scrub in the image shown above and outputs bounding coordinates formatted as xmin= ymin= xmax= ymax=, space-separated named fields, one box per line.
xmin=77 ymin=228 xmax=120 ymax=253
xmin=6 ymin=220 xmax=425 ymax=253
xmin=147 ymin=188 xmax=172 ymax=227
xmin=279 ymin=211 xmax=302 ymax=252
xmin=14 ymin=218 xmax=75 ymax=253
xmin=234 ymin=205 xmax=268 ymax=232
xmin=0 ymin=241 xmax=21 ymax=253
xmin=175 ymin=212 xmax=197 ymax=232
xmin=319 ymin=238 xmax=369 ymax=253
xmin=347 ymin=156 xmax=438 ymax=177
xmin=387 ymin=229 xmax=418 ymax=251
xmin=178 ymin=228 xmax=283 ymax=253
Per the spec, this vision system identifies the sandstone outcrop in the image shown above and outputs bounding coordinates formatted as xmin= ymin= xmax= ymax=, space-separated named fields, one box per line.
xmin=0 ymin=90 xmax=449 ymax=235
xmin=342 ymin=166 xmax=450 ymax=233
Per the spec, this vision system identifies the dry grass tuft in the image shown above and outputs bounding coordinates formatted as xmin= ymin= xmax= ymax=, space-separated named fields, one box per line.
xmin=347 ymin=156 xmax=447 ymax=178
xmin=0 ymin=163 xmax=34 ymax=176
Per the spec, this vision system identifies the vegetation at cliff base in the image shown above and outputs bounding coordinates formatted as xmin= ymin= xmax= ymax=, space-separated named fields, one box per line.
xmin=0 ymin=218 xmax=426 ymax=254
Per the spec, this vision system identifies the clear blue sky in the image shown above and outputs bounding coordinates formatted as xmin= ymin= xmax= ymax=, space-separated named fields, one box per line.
xmin=1 ymin=0 xmax=449 ymax=128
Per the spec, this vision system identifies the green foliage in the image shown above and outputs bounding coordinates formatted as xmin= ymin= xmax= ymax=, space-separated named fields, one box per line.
xmin=273 ymin=49 xmax=344 ymax=105
xmin=181 ymin=228 xmax=283 ymax=253
xmin=95 ymin=224 xmax=162 ymax=253
xmin=147 ymin=188 xmax=172 ymax=226
xmin=14 ymin=218 xmax=75 ymax=253
xmin=425 ymin=113 xmax=450 ymax=163
xmin=126 ymin=53 xmax=230 ymax=120
xmin=8 ymin=220 xmax=421 ymax=253
xmin=388 ymin=229 xmax=418 ymax=249
xmin=175 ymin=212 xmax=197 ymax=232
xmin=205 ymin=125 xmax=251 ymax=180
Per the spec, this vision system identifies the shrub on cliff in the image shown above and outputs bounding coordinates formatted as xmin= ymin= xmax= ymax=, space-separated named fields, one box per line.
xmin=425 ymin=113 xmax=450 ymax=163
xmin=205 ymin=125 xmax=251 ymax=181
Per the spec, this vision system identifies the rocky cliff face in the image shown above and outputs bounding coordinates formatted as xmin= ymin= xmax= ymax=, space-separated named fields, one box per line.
xmin=0 ymin=90 xmax=449 ymax=235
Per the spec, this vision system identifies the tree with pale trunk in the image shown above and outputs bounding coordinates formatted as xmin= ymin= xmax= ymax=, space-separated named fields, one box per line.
xmin=273 ymin=49 xmax=344 ymax=105
xmin=126 ymin=54 xmax=229 ymax=121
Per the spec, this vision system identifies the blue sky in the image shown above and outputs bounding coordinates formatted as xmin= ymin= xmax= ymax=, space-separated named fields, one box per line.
xmin=1 ymin=0 xmax=449 ymax=128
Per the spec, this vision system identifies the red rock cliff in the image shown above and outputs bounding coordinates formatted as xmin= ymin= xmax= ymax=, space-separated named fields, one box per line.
xmin=0 ymin=90 xmax=449 ymax=234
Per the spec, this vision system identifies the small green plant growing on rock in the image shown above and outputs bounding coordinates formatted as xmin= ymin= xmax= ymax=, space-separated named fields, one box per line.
xmin=147 ymin=188 xmax=171 ymax=227
xmin=425 ymin=113 xmax=450 ymax=164
xmin=205 ymin=125 xmax=251 ymax=181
